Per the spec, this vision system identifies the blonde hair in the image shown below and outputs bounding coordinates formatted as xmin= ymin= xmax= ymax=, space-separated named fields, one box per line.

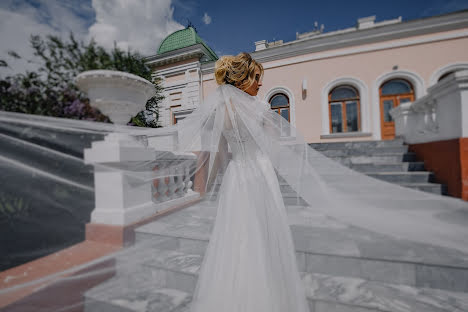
xmin=214 ymin=52 xmax=264 ymax=91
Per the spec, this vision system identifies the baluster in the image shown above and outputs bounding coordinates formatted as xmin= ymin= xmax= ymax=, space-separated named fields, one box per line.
xmin=175 ymin=166 xmax=185 ymax=197
xmin=157 ymin=163 xmax=169 ymax=202
xmin=167 ymin=165 xmax=178 ymax=199
xmin=184 ymin=165 xmax=193 ymax=193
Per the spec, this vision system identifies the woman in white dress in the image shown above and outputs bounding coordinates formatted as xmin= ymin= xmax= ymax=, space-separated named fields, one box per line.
xmin=189 ymin=52 xmax=310 ymax=312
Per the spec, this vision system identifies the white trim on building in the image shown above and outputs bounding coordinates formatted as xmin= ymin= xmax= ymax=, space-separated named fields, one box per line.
xmin=264 ymin=86 xmax=296 ymax=128
xmin=321 ymin=77 xmax=370 ymax=136
xmin=429 ymin=62 xmax=468 ymax=86
xmin=372 ymin=70 xmax=425 ymax=140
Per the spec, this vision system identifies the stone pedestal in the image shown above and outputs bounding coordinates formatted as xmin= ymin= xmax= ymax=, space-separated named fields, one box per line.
xmin=84 ymin=133 xmax=157 ymax=226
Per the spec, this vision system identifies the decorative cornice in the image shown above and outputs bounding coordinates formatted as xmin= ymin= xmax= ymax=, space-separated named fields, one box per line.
xmin=252 ymin=10 xmax=468 ymax=64
xmin=145 ymin=44 xmax=214 ymax=68
xmin=156 ymin=61 xmax=199 ymax=77
xmin=200 ymin=10 xmax=468 ymax=74
xmin=201 ymin=61 xmax=216 ymax=75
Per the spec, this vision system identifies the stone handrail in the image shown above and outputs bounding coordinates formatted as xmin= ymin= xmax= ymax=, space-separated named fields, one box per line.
xmin=84 ymin=132 xmax=198 ymax=226
xmin=391 ymin=70 xmax=468 ymax=144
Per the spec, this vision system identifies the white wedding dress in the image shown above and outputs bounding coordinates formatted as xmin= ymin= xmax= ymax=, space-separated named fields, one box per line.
xmin=184 ymin=84 xmax=468 ymax=311
xmin=189 ymin=93 xmax=310 ymax=311
xmin=1 ymin=84 xmax=467 ymax=312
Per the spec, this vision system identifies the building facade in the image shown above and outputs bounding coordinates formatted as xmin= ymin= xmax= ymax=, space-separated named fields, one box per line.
xmin=146 ymin=10 xmax=468 ymax=143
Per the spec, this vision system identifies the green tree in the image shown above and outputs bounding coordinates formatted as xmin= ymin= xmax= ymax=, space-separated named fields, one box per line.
xmin=0 ymin=33 xmax=163 ymax=126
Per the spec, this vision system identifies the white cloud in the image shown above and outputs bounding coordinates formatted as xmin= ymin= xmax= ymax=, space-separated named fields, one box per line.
xmin=88 ymin=0 xmax=184 ymax=56
xmin=202 ymin=12 xmax=211 ymax=25
xmin=0 ymin=0 xmax=91 ymax=76
xmin=0 ymin=10 xmax=48 ymax=76
xmin=0 ymin=0 xmax=184 ymax=76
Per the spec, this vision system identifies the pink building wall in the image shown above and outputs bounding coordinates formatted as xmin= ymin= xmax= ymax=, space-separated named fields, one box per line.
xmin=201 ymin=28 xmax=468 ymax=143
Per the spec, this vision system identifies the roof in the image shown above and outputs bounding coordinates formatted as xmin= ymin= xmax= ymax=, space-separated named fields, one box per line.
xmin=157 ymin=27 xmax=218 ymax=62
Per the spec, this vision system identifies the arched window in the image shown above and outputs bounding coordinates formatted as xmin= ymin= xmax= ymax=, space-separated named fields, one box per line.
xmin=269 ymin=93 xmax=290 ymax=121
xmin=381 ymin=79 xmax=413 ymax=96
xmin=437 ymin=69 xmax=465 ymax=82
xmin=379 ymin=79 xmax=414 ymax=140
xmin=328 ymin=85 xmax=361 ymax=133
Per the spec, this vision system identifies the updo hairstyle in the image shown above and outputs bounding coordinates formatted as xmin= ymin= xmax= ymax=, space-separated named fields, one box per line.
xmin=214 ymin=52 xmax=264 ymax=91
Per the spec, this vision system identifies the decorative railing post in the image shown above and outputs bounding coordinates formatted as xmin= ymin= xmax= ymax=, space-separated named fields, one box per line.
xmin=77 ymin=69 xmax=199 ymax=228
xmin=150 ymin=152 xmax=198 ymax=206
xmin=391 ymin=70 xmax=468 ymax=144
xmin=390 ymin=70 xmax=468 ymax=200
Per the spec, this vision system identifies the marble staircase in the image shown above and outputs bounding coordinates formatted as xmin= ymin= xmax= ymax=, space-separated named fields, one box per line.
xmin=84 ymin=201 xmax=468 ymax=312
xmin=309 ymin=139 xmax=447 ymax=195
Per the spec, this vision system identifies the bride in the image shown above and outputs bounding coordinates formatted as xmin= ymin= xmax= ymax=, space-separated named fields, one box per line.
xmin=188 ymin=52 xmax=310 ymax=311
xmin=1 ymin=51 xmax=467 ymax=312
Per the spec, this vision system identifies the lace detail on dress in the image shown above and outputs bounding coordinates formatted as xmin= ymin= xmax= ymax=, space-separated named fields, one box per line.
xmin=222 ymin=128 xmax=252 ymax=143
xmin=222 ymin=119 xmax=259 ymax=162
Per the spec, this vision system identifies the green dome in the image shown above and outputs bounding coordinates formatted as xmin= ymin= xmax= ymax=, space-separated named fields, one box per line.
xmin=157 ymin=27 xmax=218 ymax=62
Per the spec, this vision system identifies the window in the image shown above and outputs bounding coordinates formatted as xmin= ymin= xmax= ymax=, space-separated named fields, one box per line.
xmin=269 ymin=93 xmax=290 ymax=121
xmin=437 ymin=69 xmax=464 ymax=82
xmin=328 ymin=85 xmax=361 ymax=133
xmin=379 ymin=79 xmax=414 ymax=140
xmin=381 ymin=79 xmax=413 ymax=95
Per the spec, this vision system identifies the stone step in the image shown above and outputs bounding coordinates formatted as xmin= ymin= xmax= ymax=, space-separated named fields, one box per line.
xmin=315 ymin=146 xmax=409 ymax=157
xmin=329 ymin=152 xmax=418 ymax=165
xmin=309 ymin=139 xmax=406 ymax=150
xmin=84 ymin=269 xmax=192 ymax=312
xmin=86 ymin=242 xmax=468 ymax=312
xmin=134 ymin=203 xmax=468 ymax=292
xmin=350 ymin=161 xmax=426 ymax=172
xmin=303 ymin=272 xmax=468 ymax=312
xmin=205 ymin=190 xmax=308 ymax=206
xmin=400 ymin=183 xmax=448 ymax=195
xmin=365 ymin=171 xmax=435 ymax=183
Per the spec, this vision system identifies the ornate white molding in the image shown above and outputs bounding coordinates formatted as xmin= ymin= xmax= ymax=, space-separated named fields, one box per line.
xmin=429 ymin=62 xmax=468 ymax=86
xmin=321 ymin=77 xmax=370 ymax=136
xmin=391 ymin=70 xmax=468 ymax=144
xmin=263 ymin=86 xmax=296 ymax=128
xmin=200 ymin=29 xmax=468 ymax=75
xmin=371 ymin=70 xmax=425 ymax=140
xmin=145 ymin=44 xmax=209 ymax=67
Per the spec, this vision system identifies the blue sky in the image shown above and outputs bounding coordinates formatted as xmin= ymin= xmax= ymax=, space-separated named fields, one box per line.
xmin=0 ymin=0 xmax=467 ymax=75
xmin=172 ymin=0 xmax=468 ymax=56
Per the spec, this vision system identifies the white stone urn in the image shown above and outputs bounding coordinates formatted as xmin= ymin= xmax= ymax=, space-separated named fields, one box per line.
xmin=75 ymin=70 xmax=156 ymax=124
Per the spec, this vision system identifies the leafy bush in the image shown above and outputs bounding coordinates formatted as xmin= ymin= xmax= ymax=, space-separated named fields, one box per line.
xmin=0 ymin=33 xmax=163 ymax=126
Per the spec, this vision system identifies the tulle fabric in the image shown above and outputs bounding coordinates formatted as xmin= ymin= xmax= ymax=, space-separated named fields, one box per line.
xmin=1 ymin=83 xmax=468 ymax=312
xmin=190 ymin=121 xmax=309 ymax=311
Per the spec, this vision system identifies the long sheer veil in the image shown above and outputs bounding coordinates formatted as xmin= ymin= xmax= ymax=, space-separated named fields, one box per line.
xmin=1 ymin=83 xmax=467 ymax=311
xmin=173 ymin=84 xmax=468 ymax=252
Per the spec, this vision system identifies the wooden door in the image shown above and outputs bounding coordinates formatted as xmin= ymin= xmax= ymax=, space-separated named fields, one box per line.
xmin=380 ymin=94 xmax=414 ymax=140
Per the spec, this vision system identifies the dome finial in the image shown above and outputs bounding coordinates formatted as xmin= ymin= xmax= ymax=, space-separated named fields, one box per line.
xmin=186 ymin=19 xmax=197 ymax=32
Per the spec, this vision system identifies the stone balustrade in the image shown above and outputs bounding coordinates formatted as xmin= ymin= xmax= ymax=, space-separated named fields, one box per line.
xmin=391 ymin=70 xmax=468 ymax=144
xmin=75 ymin=69 xmax=200 ymax=226
xmin=151 ymin=152 xmax=195 ymax=204
xmin=84 ymin=132 xmax=198 ymax=226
